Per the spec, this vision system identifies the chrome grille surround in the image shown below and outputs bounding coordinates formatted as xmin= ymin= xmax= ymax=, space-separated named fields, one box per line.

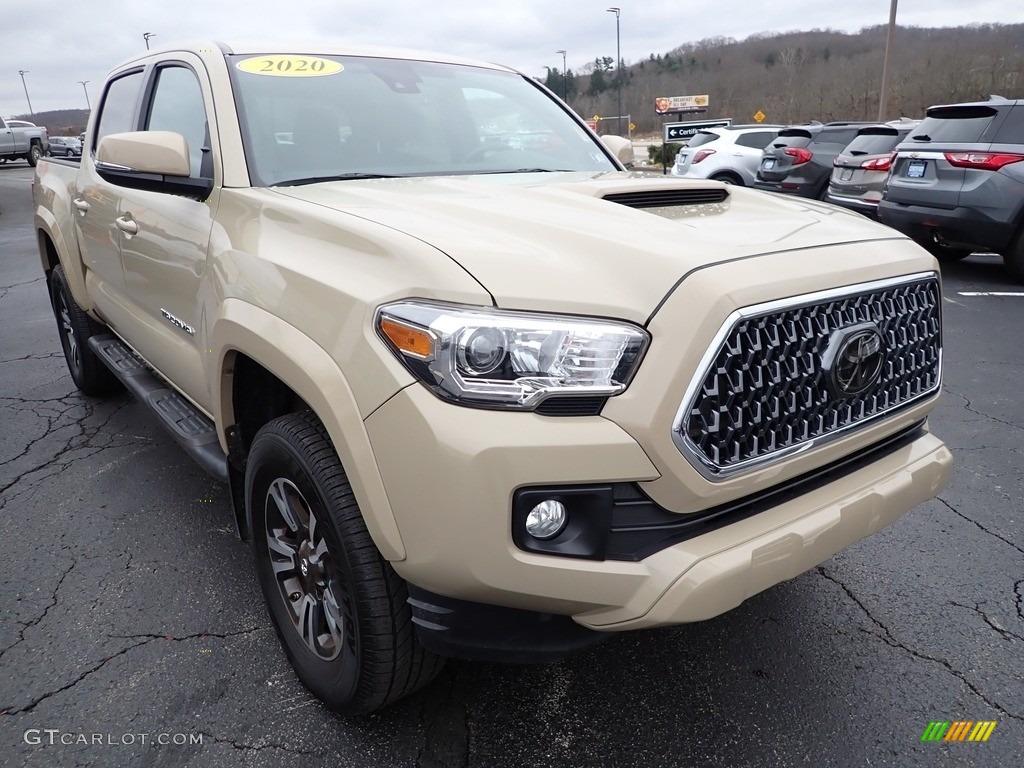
xmin=672 ymin=272 xmax=942 ymax=481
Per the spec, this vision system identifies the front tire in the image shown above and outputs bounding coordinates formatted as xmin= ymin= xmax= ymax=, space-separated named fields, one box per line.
xmin=923 ymin=240 xmax=972 ymax=262
xmin=247 ymin=411 xmax=443 ymax=714
xmin=49 ymin=265 xmax=120 ymax=396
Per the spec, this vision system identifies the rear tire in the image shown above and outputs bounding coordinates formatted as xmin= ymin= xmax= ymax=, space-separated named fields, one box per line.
xmin=49 ymin=265 xmax=120 ymax=396
xmin=1005 ymin=231 xmax=1024 ymax=284
xmin=27 ymin=143 xmax=42 ymax=167
xmin=710 ymin=172 xmax=743 ymax=186
xmin=247 ymin=411 xmax=444 ymax=714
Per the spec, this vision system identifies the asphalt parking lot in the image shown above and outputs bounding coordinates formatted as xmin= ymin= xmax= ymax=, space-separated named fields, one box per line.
xmin=1 ymin=160 xmax=1021 ymax=767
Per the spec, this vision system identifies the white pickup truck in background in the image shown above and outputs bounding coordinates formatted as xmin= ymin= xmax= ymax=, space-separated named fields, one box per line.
xmin=1 ymin=116 xmax=49 ymax=165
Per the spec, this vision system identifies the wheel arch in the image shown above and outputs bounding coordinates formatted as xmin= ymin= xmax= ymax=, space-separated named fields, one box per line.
xmin=35 ymin=222 xmax=93 ymax=312
xmin=212 ymin=299 xmax=406 ymax=561
xmin=710 ymin=170 xmax=744 ymax=186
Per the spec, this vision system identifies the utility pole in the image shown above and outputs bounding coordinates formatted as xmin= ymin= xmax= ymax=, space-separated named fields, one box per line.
xmin=78 ymin=80 xmax=91 ymax=110
xmin=144 ymin=32 xmax=156 ymax=50
xmin=556 ymin=49 xmax=567 ymax=101
xmin=878 ymin=0 xmax=898 ymax=121
xmin=18 ymin=70 xmax=35 ymax=119
xmin=606 ymin=7 xmax=622 ymax=135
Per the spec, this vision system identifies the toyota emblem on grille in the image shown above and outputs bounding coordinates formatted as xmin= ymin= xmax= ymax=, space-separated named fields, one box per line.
xmin=822 ymin=323 xmax=885 ymax=397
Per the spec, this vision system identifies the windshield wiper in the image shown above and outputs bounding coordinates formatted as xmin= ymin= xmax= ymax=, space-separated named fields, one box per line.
xmin=474 ymin=168 xmax=576 ymax=175
xmin=910 ymin=134 xmax=931 ymax=142
xmin=274 ymin=173 xmax=403 ymax=186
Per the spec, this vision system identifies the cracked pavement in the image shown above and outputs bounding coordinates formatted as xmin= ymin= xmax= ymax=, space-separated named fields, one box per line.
xmin=2 ymin=164 xmax=1022 ymax=766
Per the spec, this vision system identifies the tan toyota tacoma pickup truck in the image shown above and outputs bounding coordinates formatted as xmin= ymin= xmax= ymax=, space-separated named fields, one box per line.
xmin=33 ymin=41 xmax=953 ymax=714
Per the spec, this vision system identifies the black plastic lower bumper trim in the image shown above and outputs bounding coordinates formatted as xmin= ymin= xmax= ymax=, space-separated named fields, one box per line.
xmin=406 ymin=585 xmax=604 ymax=663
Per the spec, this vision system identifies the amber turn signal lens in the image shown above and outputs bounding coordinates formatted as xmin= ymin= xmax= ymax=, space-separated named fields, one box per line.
xmin=380 ymin=317 xmax=434 ymax=358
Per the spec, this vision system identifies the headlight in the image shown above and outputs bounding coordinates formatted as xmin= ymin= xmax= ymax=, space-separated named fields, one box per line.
xmin=376 ymin=301 xmax=649 ymax=410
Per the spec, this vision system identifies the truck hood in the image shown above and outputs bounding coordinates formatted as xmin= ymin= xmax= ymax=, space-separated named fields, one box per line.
xmin=272 ymin=171 xmax=903 ymax=324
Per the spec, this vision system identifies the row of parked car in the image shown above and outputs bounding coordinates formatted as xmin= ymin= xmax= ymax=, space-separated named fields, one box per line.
xmin=671 ymin=97 xmax=1024 ymax=282
xmin=6 ymin=119 xmax=83 ymax=157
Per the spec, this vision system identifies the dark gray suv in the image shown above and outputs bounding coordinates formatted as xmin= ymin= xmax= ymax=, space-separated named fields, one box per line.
xmin=755 ymin=122 xmax=876 ymax=199
xmin=878 ymin=98 xmax=1024 ymax=281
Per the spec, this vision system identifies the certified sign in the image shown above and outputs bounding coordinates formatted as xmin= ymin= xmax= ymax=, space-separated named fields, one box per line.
xmin=663 ymin=118 xmax=732 ymax=143
xmin=655 ymin=95 xmax=709 ymax=114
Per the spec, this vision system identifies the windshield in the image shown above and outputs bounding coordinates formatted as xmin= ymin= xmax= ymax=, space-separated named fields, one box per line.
xmin=227 ymin=54 xmax=617 ymax=186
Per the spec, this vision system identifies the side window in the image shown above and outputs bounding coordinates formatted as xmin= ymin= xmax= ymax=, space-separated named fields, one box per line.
xmin=993 ymin=106 xmax=1024 ymax=144
xmin=95 ymin=71 xmax=144 ymax=150
xmin=145 ymin=66 xmax=210 ymax=178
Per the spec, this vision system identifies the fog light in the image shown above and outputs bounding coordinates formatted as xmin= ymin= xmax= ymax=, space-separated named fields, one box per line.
xmin=525 ymin=500 xmax=567 ymax=540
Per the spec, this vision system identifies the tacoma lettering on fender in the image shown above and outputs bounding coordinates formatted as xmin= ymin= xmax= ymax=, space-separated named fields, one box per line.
xmin=32 ymin=41 xmax=953 ymax=714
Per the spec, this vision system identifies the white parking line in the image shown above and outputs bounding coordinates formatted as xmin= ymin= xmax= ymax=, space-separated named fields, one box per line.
xmin=957 ymin=292 xmax=1024 ymax=297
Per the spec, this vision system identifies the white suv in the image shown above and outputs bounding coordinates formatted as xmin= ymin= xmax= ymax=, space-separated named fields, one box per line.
xmin=672 ymin=124 xmax=783 ymax=186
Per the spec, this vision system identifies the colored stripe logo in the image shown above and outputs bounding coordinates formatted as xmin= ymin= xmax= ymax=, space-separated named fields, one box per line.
xmin=921 ymin=721 xmax=996 ymax=742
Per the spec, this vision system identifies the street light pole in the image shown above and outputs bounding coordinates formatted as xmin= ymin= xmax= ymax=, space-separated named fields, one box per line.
xmin=143 ymin=32 xmax=156 ymax=50
xmin=18 ymin=70 xmax=35 ymax=119
xmin=606 ymin=7 xmax=621 ymax=135
xmin=878 ymin=0 xmax=898 ymax=121
xmin=78 ymin=80 xmax=91 ymax=110
xmin=556 ymin=50 xmax=567 ymax=101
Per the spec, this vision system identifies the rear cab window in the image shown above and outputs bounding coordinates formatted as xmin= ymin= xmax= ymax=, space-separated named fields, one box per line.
xmin=94 ymin=71 xmax=145 ymax=153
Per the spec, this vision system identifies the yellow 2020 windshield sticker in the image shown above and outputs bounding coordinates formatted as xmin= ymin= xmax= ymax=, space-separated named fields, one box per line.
xmin=236 ymin=56 xmax=343 ymax=77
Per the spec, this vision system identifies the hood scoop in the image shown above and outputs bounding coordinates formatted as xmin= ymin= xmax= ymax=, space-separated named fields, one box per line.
xmin=602 ymin=187 xmax=729 ymax=209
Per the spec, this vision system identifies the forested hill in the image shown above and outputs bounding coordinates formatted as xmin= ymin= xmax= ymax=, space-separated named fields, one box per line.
xmin=547 ymin=23 xmax=1024 ymax=134
xmin=13 ymin=24 xmax=1024 ymax=138
xmin=8 ymin=109 xmax=89 ymax=135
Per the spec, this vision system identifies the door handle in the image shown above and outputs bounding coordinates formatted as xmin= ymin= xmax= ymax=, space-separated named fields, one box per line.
xmin=115 ymin=216 xmax=139 ymax=236
xmin=73 ymin=198 xmax=90 ymax=213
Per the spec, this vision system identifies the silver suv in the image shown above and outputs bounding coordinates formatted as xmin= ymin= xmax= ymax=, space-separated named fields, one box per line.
xmin=671 ymin=124 xmax=783 ymax=186
xmin=878 ymin=98 xmax=1024 ymax=281
xmin=827 ymin=120 xmax=918 ymax=217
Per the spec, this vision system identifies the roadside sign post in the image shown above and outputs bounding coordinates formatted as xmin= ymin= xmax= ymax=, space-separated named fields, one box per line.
xmin=655 ymin=95 xmax=715 ymax=174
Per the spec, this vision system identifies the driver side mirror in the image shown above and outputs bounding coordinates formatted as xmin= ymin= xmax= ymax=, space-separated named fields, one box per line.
xmin=601 ymin=135 xmax=635 ymax=168
xmin=95 ymin=131 xmax=212 ymax=200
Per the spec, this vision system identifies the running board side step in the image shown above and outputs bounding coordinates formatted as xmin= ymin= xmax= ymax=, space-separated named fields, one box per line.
xmin=89 ymin=335 xmax=229 ymax=483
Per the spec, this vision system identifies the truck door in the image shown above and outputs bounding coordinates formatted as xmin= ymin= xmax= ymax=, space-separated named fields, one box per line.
xmin=76 ymin=70 xmax=145 ymax=299
xmin=0 ymin=117 xmax=17 ymax=155
xmin=115 ymin=58 xmax=217 ymax=408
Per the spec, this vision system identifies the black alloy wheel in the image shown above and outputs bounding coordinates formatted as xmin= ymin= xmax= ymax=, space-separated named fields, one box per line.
xmin=49 ymin=265 xmax=120 ymax=396
xmin=263 ymin=476 xmax=349 ymax=661
xmin=247 ymin=411 xmax=444 ymax=714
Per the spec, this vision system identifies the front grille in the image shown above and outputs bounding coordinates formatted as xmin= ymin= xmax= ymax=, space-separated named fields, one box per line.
xmin=674 ymin=273 xmax=941 ymax=479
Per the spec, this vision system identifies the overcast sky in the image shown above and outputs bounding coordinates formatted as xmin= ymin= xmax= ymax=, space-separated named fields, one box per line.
xmin=2 ymin=0 xmax=1021 ymax=118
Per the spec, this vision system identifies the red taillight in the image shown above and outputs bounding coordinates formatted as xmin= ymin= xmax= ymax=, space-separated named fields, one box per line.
xmin=783 ymin=147 xmax=812 ymax=165
xmin=692 ymin=149 xmax=716 ymax=164
xmin=943 ymin=152 xmax=1024 ymax=171
xmin=861 ymin=155 xmax=893 ymax=171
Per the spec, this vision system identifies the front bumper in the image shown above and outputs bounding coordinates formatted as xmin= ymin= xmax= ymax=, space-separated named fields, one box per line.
xmin=366 ymin=384 xmax=951 ymax=631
